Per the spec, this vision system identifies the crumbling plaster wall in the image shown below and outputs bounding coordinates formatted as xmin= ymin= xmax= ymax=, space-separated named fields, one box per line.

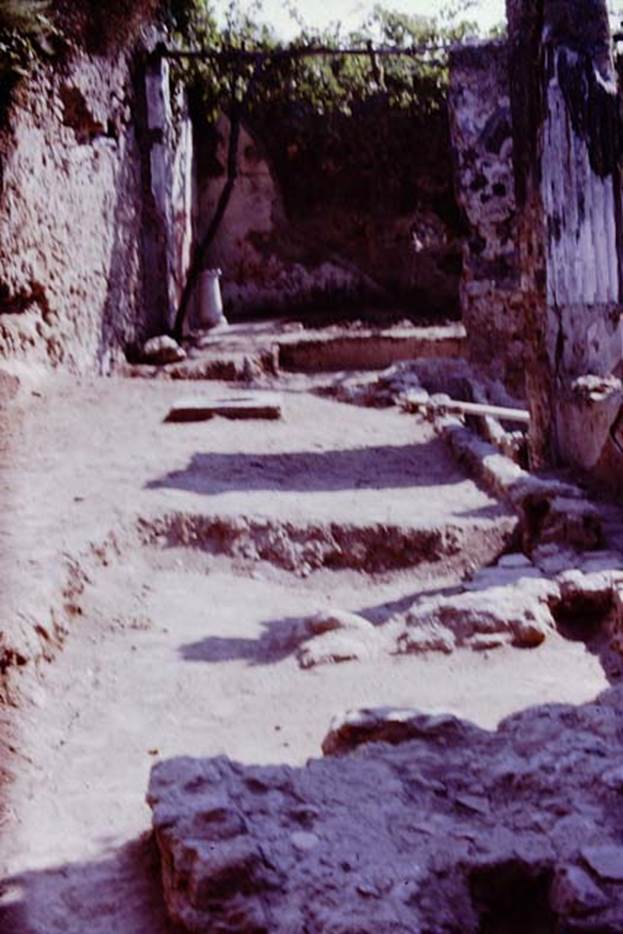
xmin=193 ymin=117 xmax=380 ymax=321
xmin=449 ymin=43 xmax=523 ymax=395
xmin=194 ymin=116 xmax=461 ymax=320
xmin=505 ymin=0 xmax=623 ymax=488
xmin=0 ymin=39 xmax=192 ymax=373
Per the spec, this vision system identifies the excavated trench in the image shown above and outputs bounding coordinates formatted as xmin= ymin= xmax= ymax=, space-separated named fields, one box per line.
xmin=1 ymin=361 xmax=622 ymax=932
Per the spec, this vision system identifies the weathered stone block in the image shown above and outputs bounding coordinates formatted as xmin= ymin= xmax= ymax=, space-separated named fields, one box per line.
xmin=148 ymin=687 xmax=623 ymax=932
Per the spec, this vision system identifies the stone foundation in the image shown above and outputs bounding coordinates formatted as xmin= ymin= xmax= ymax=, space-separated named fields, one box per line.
xmin=149 ymin=688 xmax=623 ymax=932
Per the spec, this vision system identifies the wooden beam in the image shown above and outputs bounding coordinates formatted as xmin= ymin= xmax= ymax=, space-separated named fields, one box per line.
xmin=405 ymin=393 xmax=530 ymax=424
xmin=156 ymin=39 xmax=497 ymax=67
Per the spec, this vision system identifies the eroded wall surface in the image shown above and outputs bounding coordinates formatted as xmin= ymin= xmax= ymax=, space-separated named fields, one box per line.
xmin=193 ymin=117 xmax=382 ymax=320
xmin=506 ymin=0 xmax=623 ymax=486
xmin=145 ymin=54 xmax=193 ymax=334
xmin=194 ymin=116 xmax=462 ymax=320
xmin=0 ymin=40 xmax=192 ymax=373
xmin=448 ymin=43 xmax=523 ymax=394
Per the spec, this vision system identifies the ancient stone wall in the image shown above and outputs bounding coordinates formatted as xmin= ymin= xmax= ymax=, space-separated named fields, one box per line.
xmin=448 ymin=43 xmax=523 ymax=394
xmin=193 ymin=115 xmax=462 ymax=320
xmin=0 ymin=37 xmax=192 ymax=372
xmin=192 ymin=116 xmax=372 ymax=321
xmin=505 ymin=0 xmax=623 ymax=488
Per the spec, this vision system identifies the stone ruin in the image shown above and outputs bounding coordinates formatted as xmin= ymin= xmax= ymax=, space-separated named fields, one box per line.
xmin=149 ymin=688 xmax=623 ymax=932
xmin=2 ymin=0 xmax=623 ymax=931
xmin=141 ymin=1 xmax=623 ymax=929
xmin=450 ymin=0 xmax=623 ymax=493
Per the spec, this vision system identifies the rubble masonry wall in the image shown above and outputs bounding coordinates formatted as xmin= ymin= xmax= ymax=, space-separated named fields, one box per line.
xmin=506 ymin=0 xmax=623 ymax=486
xmin=0 ymin=39 xmax=191 ymax=373
xmin=448 ymin=43 xmax=524 ymax=395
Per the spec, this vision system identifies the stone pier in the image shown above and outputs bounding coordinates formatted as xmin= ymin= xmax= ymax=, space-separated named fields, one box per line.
xmin=448 ymin=43 xmax=523 ymax=394
xmin=507 ymin=0 xmax=623 ymax=485
xmin=451 ymin=0 xmax=623 ymax=488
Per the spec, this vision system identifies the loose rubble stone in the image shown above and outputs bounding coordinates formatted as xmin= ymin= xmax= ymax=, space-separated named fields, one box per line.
xmin=393 ymin=619 xmax=457 ymax=654
xmin=148 ymin=687 xmax=623 ymax=932
xmin=297 ymin=629 xmax=382 ymax=669
xmin=303 ymin=610 xmax=375 ymax=636
xmin=582 ymin=846 xmax=623 ymax=882
xmin=141 ymin=335 xmax=187 ymax=365
xmin=315 ymin=363 xmax=424 ymax=408
xmin=397 ymin=579 xmax=555 ymax=651
xmin=295 ymin=610 xmax=383 ymax=669
xmin=295 ymin=569 xmax=559 ymax=663
xmin=550 ymin=864 xmax=609 ymax=915
xmin=292 ymin=531 xmax=623 ymax=665
xmin=290 ymin=831 xmax=320 ymax=851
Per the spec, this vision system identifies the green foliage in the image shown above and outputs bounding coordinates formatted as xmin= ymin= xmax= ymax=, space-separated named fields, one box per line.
xmin=0 ymin=0 xmax=54 ymax=120
xmin=165 ymin=1 xmax=479 ymax=222
xmin=166 ymin=0 xmax=480 ymax=123
xmin=488 ymin=20 xmax=507 ymax=39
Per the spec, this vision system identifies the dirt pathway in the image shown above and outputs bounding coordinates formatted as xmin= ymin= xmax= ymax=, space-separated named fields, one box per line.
xmin=0 ymin=373 xmax=609 ymax=932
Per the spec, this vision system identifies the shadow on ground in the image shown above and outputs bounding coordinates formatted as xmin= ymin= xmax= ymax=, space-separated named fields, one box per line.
xmin=180 ymin=613 xmax=321 ymax=666
xmin=4 ymin=689 xmax=623 ymax=933
xmin=178 ymin=580 xmax=623 ymax=684
xmin=144 ymin=687 xmax=623 ymax=933
xmin=0 ymin=833 xmax=172 ymax=934
xmin=178 ymin=579 xmax=460 ymax=667
xmin=145 ymin=441 xmax=467 ymax=497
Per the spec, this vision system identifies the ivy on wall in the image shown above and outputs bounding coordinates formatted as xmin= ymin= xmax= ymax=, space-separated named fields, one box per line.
xmin=0 ymin=0 xmax=164 ymax=122
xmin=167 ymin=2 xmax=486 ymax=226
xmin=164 ymin=0 xmax=481 ymax=333
xmin=0 ymin=1 xmax=54 ymax=117
xmin=166 ymin=2 xmax=480 ymax=123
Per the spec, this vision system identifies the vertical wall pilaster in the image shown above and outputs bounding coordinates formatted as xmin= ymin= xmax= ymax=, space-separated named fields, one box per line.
xmin=140 ymin=50 xmax=193 ymax=336
xmin=507 ymin=0 xmax=623 ymax=483
xmin=448 ymin=43 xmax=523 ymax=395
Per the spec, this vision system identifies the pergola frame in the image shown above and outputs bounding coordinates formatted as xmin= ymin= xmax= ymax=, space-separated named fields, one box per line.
xmin=154 ymin=39 xmax=489 ymax=68
xmin=160 ymin=37 xmax=488 ymax=337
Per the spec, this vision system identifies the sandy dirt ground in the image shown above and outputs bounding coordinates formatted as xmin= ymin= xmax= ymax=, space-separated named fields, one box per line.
xmin=0 ymin=371 xmax=610 ymax=932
